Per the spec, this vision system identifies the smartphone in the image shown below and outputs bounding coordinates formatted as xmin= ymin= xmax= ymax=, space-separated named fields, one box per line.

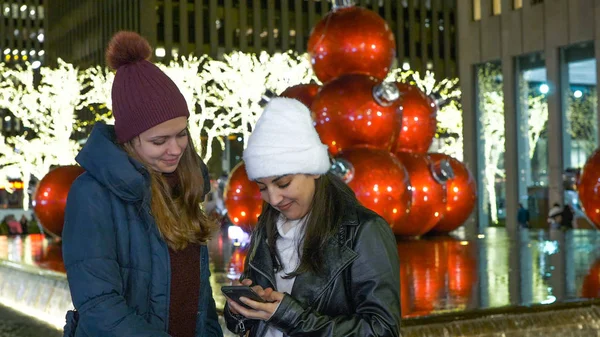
xmin=221 ymin=285 xmax=266 ymax=310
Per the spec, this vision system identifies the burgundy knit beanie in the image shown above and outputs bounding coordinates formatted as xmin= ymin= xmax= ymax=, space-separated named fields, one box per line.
xmin=106 ymin=31 xmax=189 ymax=143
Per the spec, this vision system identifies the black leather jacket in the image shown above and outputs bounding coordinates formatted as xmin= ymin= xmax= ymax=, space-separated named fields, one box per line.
xmin=224 ymin=204 xmax=401 ymax=337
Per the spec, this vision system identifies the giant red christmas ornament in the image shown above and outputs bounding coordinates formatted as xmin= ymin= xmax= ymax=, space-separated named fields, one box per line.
xmin=394 ymin=152 xmax=450 ymax=236
xmin=33 ymin=165 xmax=85 ymax=237
xmin=224 ymin=162 xmax=263 ymax=232
xmin=307 ymin=4 xmax=395 ymax=84
xmin=578 ymin=148 xmax=600 ymax=228
xmin=280 ymin=83 xmax=320 ymax=109
xmin=394 ymin=83 xmax=437 ymax=154
xmin=312 ymin=74 xmax=401 ymax=155
xmin=428 ymin=153 xmax=477 ymax=234
xmin=335 ymin=147 xmax=411 ymax=231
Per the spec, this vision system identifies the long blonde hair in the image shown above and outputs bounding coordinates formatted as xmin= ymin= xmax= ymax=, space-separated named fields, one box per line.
xmin=123 ymin=130 xmax=216 ymax=250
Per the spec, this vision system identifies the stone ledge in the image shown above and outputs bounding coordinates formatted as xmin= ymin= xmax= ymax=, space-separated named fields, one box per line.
xmin=0 ymin=261 xmax=71 ymax=329
xmin=401 ymin=305 xmax=600 ymax=337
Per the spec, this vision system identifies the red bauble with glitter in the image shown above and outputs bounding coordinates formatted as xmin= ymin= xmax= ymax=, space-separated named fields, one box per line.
xmin=307 ymin=5 xmax=395 ymax=84
xmin=312 ymin=74 xmax=401 ymax=155
xmin=224 ymin=162 xmax=263 ymax=232
xmin=428 ymin=153 xmax=477 ymax=233
xmin=394 ymin=83 xmax=438 ymax=154
xmin=33 ymin=165 xmax=85 ymax=237
xmin=280 ymin=83 xmax=320 ymax=109
xmin=335 ymin=147 xmax=411 ymax=231
xmin=578 ymin=148 xmax=600 ymax=228
xmin=395 ymin=152 xmax=449 ymax=236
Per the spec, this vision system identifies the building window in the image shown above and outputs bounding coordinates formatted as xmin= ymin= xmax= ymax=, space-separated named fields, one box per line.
xmin=561 ymin=43 xmax=596 ymax=222
xmin=473 ymin=0 xmax=481 ymax=21
xmin=516 ymin=52 xmax=548 ymax=227
xmin=514 ymin=0 xmax=523 ymax=9
xmin=493 ymin=0 xmax=501 ymax=15
xmin=562 ymin=44 xmax=597 ymax=170
xmin=475 ymin=62 xmax=505 ymax=227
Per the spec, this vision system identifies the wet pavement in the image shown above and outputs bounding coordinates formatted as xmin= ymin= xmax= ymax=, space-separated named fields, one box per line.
xmin=0 ymin=303 xmax=61 ymax=337
xmin=4 ymin=226 xmax=600 ymax=335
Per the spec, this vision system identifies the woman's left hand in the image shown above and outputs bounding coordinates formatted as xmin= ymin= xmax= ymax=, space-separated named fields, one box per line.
xmin=227 ymin=287 xmax=285 ymax=321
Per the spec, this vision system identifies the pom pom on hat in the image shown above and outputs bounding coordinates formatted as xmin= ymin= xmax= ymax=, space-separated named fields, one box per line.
xmin=107 ymin=31 xmax=189 ymax=143
xmin=106 ymin=31 xmax=152 ymax=70
xmin=243 ymin=97 xmax=331 ymax=180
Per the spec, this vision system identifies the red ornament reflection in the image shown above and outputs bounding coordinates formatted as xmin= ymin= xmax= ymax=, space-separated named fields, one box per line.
xmin=227 ymin=245 xmax=249 ymax=280
xmin=29 ymin=233 xmax=44 ymax=261
xmin=582 ymin=258 xmax=600 ymax=299
xmin=33 ymin=165 xmax=85 ymax=237
xmin=393 ymin=83 xmax=437 ymax=154
xmin=399 ymin=262 xmax=411 ymax=317
xmin=395 ymin=152 xmax=447 ymax=236
xmin=36 ymin=241 xmax=65 ymax=273
xmin=428 ymin=153 xmax=477 ymax=234
xmin=307 ymin=5 xmax=395 ymax=84
xmin=280 ymin=83 xmax=320 ymax=109
xmin=446 ymin=239 xmax=477 ymax=304
xmin=312 ymin=74 xmax=401 ymax=155
xmin=224 ymin=162 xmax=263 ymax=232
xmin=397 ymin=240 xmax=445 ymax=317
xmin=335 ymin=147 xmax=411 ymax=231
xmin=578 ymin=148 xmax=600 ymax=228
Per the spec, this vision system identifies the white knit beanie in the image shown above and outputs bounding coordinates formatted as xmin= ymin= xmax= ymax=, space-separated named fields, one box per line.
xmin=243 ymin=97 xmax=331 ymax=180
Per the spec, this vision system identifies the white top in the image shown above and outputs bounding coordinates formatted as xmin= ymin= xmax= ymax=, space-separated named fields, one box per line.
xmin=264 ymin=215 xmax=306 ymax=337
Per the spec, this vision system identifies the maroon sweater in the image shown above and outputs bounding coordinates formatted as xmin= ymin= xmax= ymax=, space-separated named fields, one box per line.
xmin=168 ymin=244 xmax=200 ymax=337
xmin=164 ymin=171 xmax=200 ymax=337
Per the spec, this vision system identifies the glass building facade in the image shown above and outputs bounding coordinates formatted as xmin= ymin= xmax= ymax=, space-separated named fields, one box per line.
xmin=458 ymin=0 xmax=600 ymax=232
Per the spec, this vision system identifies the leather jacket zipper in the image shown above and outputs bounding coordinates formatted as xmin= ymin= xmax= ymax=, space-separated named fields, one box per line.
xmin=249 ymin=261 xmax=276 ymax=290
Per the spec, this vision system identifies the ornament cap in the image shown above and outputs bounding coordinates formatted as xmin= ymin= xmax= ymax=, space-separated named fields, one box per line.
xmin=331 ymin=0 xmax=355 ymax=10
xmin=373 ymin=81 xmax=400 ymax=107
xmin=329 ymin=158 xmax=355 ymax=183
xmin=432 ymin=159 xmax=455 ymax=183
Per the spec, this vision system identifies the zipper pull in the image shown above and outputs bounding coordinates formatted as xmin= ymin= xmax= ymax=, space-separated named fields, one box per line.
xmin=237 ymin=319 xmax=246 ymax=335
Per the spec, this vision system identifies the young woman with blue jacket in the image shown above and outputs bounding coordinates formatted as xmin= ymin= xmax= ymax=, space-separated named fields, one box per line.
xmin=62 ymin=31 xmax=223 ymax=337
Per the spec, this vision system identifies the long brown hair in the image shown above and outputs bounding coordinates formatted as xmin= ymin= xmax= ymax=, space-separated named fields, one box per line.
xmin=122 ymin=129 xmax=217 ymax=250
xmin=255 ymin=173 xmax=359 ymax=276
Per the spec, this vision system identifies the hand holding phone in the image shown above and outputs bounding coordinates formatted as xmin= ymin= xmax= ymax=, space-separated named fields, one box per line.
xmin=222 ymin=285 xmax=266 ymax=310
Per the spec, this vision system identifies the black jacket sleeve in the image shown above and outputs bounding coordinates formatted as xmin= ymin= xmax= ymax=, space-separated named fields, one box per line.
xmin=266 ymin=216 xmax=401 ymax=336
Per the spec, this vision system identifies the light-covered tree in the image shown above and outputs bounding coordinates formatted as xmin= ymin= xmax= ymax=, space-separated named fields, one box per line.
xmin=526 ymin=94 xmax=548 ymax=160
xmin=204 ymin=51 xmax=314 ymax=148
xmin=477 ymin=64 xmax=505 ymax=224
xmin=386 ymin=69 xmax=463 ymax=160
xmin=0 ymin=60 xmax=81 ymax=209
xmin=159 ymin=56 xmax=228 ymax=162
xmin=78 ymin=64 xmax=115 ymax=126
xmin=567 ymin=89 xmax=598 ymax=164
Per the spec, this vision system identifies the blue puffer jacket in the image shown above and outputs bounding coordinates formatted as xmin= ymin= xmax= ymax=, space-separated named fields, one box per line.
xmin=62 ymin=123 xmax=223 ymax=337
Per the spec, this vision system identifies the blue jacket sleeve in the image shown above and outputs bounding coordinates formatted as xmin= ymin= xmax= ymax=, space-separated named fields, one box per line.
xmin=62 ymin=176 xmax=170 ymax=337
